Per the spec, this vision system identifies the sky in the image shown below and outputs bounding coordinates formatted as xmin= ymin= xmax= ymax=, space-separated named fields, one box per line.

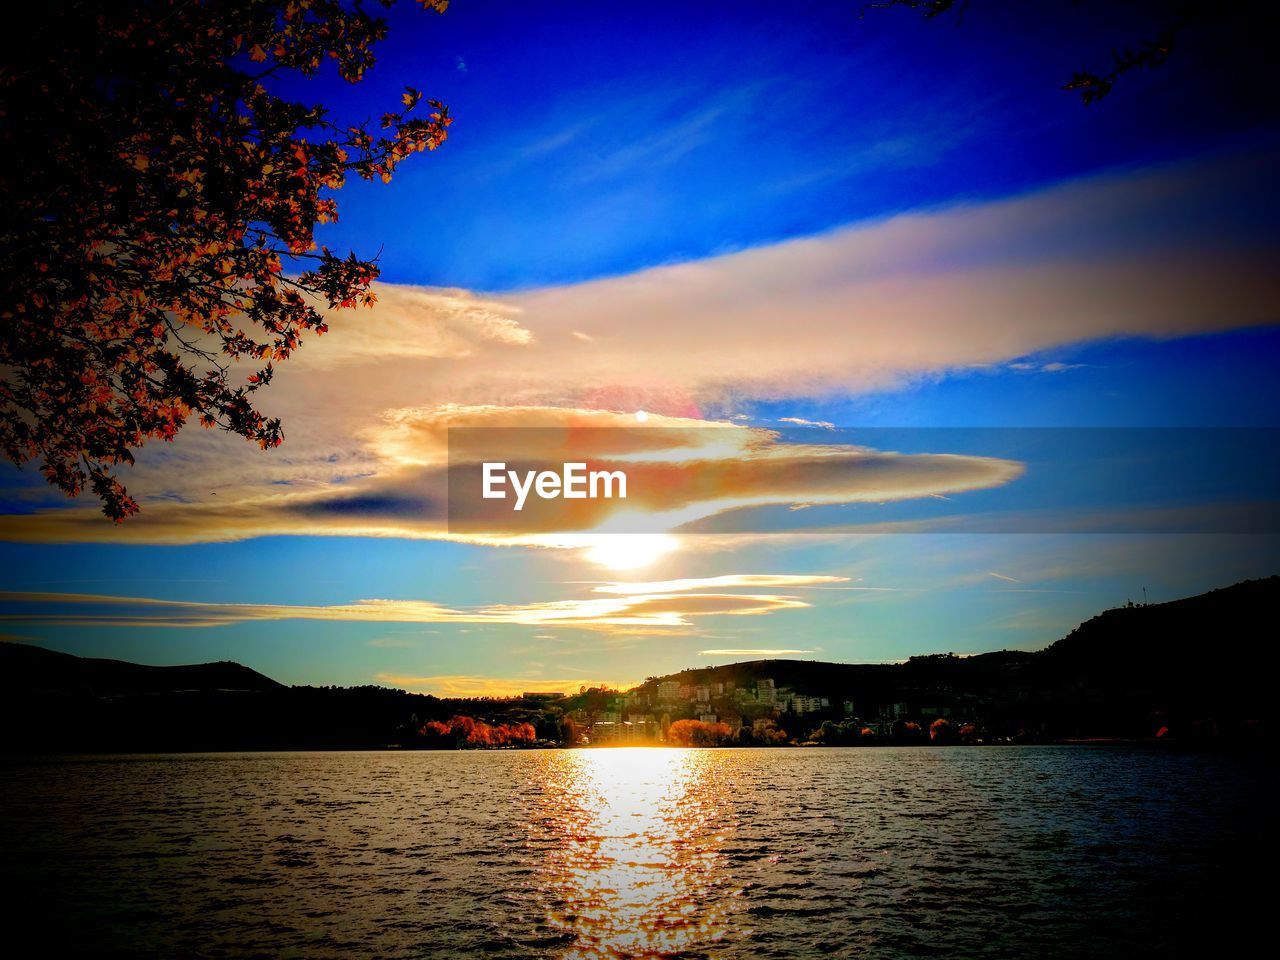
xmin=2 ymin=0 xmax=1278 ymax=694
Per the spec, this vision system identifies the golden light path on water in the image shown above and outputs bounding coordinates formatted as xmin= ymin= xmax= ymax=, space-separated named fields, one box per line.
xmin=526 ymin=748 xmax=745 ymax=958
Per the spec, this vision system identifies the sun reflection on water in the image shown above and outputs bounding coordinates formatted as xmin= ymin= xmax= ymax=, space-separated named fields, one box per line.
xmin=529 ymin=748 xmax=742 ymax=958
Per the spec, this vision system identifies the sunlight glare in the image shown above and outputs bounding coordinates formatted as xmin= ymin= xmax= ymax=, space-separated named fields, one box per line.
xmin=582 ymin=533 xmax=677 ymax=571
xmin=529 ymin=748 xmax=740 ymax=958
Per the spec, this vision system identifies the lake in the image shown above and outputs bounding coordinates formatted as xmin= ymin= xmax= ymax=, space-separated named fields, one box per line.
xmin=0 ymin=747 xmax=1267 ymax=958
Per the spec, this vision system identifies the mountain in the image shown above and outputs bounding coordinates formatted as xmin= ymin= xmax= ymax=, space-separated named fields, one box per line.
xmin=625 ymin=576 xmax=1277 ymax=740
xmin=0 ymin=642 xmax=557 ymax=752
xmin=1 ymin=576 xmax=1273 ymax=750
xmin=0 ymin=642 xmax=284 ymax=697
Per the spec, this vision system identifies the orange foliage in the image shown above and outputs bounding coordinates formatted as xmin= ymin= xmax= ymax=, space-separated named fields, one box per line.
xmin=666 ymin=719 xmax=734 ymax=747
xmin=1 ymin=1 xmax=450 ymax=518
xmin=419 ymin=715 xmax=536 ymax=748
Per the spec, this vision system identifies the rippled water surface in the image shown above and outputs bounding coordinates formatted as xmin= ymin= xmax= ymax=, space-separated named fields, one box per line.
xmin=0 ymin=747 xmax=1267 ymax=958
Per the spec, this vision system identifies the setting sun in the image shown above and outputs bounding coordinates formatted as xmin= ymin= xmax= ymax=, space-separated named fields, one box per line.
xmin=1 ymin=1 xmax=1274 ymax=957
xmin=582 ymin=533 xmax=678 ymax=571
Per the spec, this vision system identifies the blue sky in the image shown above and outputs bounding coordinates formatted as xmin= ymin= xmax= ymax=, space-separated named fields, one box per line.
xmin=306 ymin=0 xmax=1279 ymax=290
xmin=1 ymin=0 xmax=1278 ymax=692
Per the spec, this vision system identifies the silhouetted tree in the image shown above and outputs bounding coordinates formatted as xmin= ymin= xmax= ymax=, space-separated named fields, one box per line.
xmin=867 ymin=1 xmax=1243 ymax=105
xmin=1 ymin=0 xmax=450 ymax=518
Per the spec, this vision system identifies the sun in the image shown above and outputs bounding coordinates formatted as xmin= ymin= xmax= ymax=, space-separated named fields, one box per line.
xmin=583 ymin=533 xmax=677 ymax=570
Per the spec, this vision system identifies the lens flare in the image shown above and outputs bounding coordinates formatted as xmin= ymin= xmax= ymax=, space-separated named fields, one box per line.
xmin=582 ymin=533 xmax=677 ymax=571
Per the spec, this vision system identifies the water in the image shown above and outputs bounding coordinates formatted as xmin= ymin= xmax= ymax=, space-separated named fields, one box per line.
xmin=0 ymin=747 xmax=1267 ymax=958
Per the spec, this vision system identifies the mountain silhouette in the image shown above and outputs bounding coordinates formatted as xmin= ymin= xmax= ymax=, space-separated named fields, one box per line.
xmin=0 ymin=642 xmax=283 ymax=697
xmin=1 ymin=576 xmax=1272 ymax=750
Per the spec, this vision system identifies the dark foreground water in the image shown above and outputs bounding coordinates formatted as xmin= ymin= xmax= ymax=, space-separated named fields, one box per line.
xmin=0 ymin=747 xmax=1268 ymax=958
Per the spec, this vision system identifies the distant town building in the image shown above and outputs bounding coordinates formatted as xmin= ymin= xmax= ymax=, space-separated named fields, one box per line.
xmin=656 ymin=680 xmax=681 ymax=702
xmin=757 ymin=678 xmax=777 ymax=706
xmin=790 ymin=695 xmax=826 ymax=715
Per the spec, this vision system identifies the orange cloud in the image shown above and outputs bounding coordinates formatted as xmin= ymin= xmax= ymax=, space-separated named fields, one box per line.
xmin=698 ymin=648 xmax=814 ymax=656
xmin=0 ymin=572 xmax=839 ymax=631
xmin=0 ymin=407 xmax=1022 ymax=543
xmin=594 ymin=574 xmax=848 ymax=595
xmin=372 ymin=673 xmax=632 ymax=698
xmin=2 ymin=151 xmax=1273 ymax=545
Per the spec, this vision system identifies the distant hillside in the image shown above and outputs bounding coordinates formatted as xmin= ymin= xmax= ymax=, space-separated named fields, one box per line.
xmin=627 ymin=577 xmax=1277 ymax=739
xmin=0 ymin=642 xmax=284 ymax=697
xmin=1039 ymin=575 xmax=1278 ymax=672
xmin=1 ymin=576 xmax=1273 ymax=750
xmin=0 ymin=644 xmax=560 ymax=752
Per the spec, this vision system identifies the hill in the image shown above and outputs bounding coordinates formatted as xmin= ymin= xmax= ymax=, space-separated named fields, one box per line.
xmin=1 ymin=576 xmax=1273 ymax=750
xmin=624 ymin=576 xmax=1277 ymax=740
xmin=0 ymin=642 xmax=284 ymax=697
xmin=0 ymin=644 xmax=565 ymax=752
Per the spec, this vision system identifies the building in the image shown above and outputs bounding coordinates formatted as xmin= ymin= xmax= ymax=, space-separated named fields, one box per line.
xmin=790 ymin=695 xmax=826 ymax=715
xmin=656 ymin=680 xmax=681 ymax=702
xmin=757 ymin=678 xmax=777 ymax=706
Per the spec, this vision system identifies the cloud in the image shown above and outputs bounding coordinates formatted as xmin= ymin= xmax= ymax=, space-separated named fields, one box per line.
xmin=1 ymin=150 xmax=1275 ymax=544
xmin=372 ymin=673 xmax=626 ymax=698
xmin=294 ymin=287 xmax=532 ymax=370
xmin=0 ymin=571 xmax=840 ymax=631
xmin=987 ymin=571 xmax=1023 ymax=583
xmin=594 ymin=574 xmax=848 ymax=595
xmin=1006 ymin=360 xmax=1084 ymax=374
xmin=0 ymin=406 xmax=1022 ymax=543
xmin=778 ymin=417 xmax=836 ymax=430
xmin=698 ymin=648 xmax=815 ymax=656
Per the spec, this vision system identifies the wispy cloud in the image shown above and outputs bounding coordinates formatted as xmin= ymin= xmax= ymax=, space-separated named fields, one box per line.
xmin=987 ymin=571 xmax=1023 ymax=583
xmin=595 ymin=574 xmax=848 ymax=595
xmin=0 ymin=571 xmax=843 ymax=632
xmin=373 ymin=673 xmax=627 ymax=698
xmin=698 ymin=648 xmax=814 ymax=656
xmin=1 ymin=151 xmax=1275 ymax=546
xmin=778 ymin=417 xmax=835 ymax=430
xmin=0 ymin=407 xmax=1022 ymax=544
xmin=1006 ymin=360 xmax=1084 ymax=374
